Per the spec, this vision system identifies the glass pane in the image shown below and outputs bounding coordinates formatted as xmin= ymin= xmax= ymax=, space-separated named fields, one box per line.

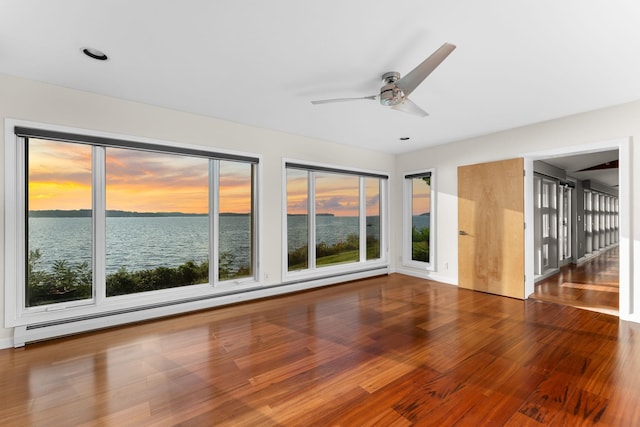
xmin=549 ymin=181 xmax=557 ymax=209
xmin=599 ymin=195 xmax=606 ymax=247
xmin=27 ymin=139 xmax=93 ymax=307
xmin=411 ymin=176 xmax=431 ymax=263
xmin=105 ymin=148 xmax=209 ymax=296
xmin=563 ymin=187 xmax=571 ymax=258
xmin=548 ymin=182 xmax=557 ymax=239
xmin=558 ymin=188 xmax=564 ymax=246
xmin=535 ymin=176 xmax=542 ymax=208
xmin=219 ymin=161 xmax=253 ymax=280
xmin=365 ymin=178 xmax=381 ymax=260
xmin=315 ymin=172 xmax=359 ymax=266
xmin=287 ymin=169 xmax=308 ymax=271
xmin=542 ymin=213 xmax=549 ymax=238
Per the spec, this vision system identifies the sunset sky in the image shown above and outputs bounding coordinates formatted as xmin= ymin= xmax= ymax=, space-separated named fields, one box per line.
xmin=286 ymin=170 xmax=381 ymax=217
xmin=28 ymin=139 xmax=388 ymax=217
xmin=28 ymin=139 xmax=93 ymax=211
xmin=411 ymin=178 xmax=431 ymax=216
xmin=28 ymin=139 xmax=252 ymax=214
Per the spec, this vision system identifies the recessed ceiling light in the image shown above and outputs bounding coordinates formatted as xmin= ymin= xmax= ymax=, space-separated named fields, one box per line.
xmin=399 ymin=137 xmax=410 ymax=141
xmin=82 ymin=47 xmax=108 ymax=61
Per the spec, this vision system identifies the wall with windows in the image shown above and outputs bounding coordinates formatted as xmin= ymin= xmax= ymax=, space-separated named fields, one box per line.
xmin=0 ymin=74 xmax=396 ymax=345
xmin=394 ymin=99 xmax=640 ymax=322
xmin=3 ymin=73 xmax=640 ymax=345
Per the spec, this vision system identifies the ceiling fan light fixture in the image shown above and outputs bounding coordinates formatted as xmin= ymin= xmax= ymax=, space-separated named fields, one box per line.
xmin=380 ymin=84 xmax=403 ymax=106
xmin=82 ymin=47 xmax=108 ymax=61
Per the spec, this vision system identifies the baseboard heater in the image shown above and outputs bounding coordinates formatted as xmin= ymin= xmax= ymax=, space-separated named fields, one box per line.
xmin=12 ymin=266 xmax=389 ymax=347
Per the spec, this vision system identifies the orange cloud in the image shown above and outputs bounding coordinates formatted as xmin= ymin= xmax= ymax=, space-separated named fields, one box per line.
xmin=287 ymin=172 xmax=383 ymax=217
xmin=286 ymin=170 xmax=308 ymax=215
xmin=411 ymin=179 xmax=431 ymax=216
xmin=315 ymin=172 xmax=359 ymax=217
xmin=106 ymin=147 xmax=209 ymax=213
xmin=28 ymin=139 xmax=92 ymax=210
xmin=365 ymin=178 xmax=380 ymax=217
xmin=219 ymin=161 xmax=253 ymax=213
xmin=28 ymin=140 xmax=255 ymax=214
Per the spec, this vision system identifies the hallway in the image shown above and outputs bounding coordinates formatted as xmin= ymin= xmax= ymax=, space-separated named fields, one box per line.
xmin=530 ymin=245 xmax=619 ymax=316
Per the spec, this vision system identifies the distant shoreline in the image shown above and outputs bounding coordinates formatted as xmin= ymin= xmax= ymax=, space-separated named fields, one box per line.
xmin=28 ymin=210 xmax=413 ymax=218
xmin=28 ymin=210 xmax=345 ymax=218
xmin=30 ymin=209 xmax=213 ymax=218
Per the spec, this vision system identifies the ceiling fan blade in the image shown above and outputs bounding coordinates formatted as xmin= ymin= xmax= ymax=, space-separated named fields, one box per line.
xmin=311 ymin=95 xmax=377 ymax=105
xmin=391 ymin=98 xmax=429 ymax=117
xmin=396 ymin=42 xmax=456 ymax=97
xmin=577 ymin=160 xmax=619 ymax=171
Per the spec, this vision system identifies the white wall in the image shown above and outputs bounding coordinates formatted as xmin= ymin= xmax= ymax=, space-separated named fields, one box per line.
xmin=2 ymin=73 xmax=639 ymax=345
xmin=394 ymin=100 xmax=639 ymax=322
xmin=0 ymin=74 xmax=396 ymax=344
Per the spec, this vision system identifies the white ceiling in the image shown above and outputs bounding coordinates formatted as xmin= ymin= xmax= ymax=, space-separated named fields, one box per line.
xmin=1 ymin=1 xmax=640 ymax=157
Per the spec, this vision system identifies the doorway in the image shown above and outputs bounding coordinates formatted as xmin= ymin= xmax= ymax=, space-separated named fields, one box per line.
xmin=524 ymin=140 xmax=629 ymax=318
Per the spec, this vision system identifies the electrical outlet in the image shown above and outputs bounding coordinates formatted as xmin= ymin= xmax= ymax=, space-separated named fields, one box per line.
xmin=444 ymin=262 xmax=448 ymax=270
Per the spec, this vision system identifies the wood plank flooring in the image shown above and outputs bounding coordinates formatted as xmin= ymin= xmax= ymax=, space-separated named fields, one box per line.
xmin=531 ymin=246 xmax=619 ymax=316
xmin=1 ymin=273 xmax=639 ymax=426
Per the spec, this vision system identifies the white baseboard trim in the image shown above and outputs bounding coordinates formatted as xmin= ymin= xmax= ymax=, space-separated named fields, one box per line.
xmin=393 ymin=267 xmax=458 ymax=286
xmin=10 ymin=267 xmax=389 ymax=348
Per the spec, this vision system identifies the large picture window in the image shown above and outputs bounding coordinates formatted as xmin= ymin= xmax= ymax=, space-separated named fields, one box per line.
xmin=8 ymin=124 xmax=259 ymax=324
xmin=403 ymin=170 xmax=435 ymax=269
xmin=284 ymin=162 xmax=387 ymax=277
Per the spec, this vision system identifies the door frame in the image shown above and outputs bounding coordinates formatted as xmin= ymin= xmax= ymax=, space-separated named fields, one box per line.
xmin=523 ymin=138 xmax=633 ymax=321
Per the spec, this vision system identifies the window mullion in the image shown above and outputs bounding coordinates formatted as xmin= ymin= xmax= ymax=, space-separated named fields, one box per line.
xmin=308 ymin=171 xmax=316 ymax=269
xmin=380 ymin=179 xmax=388 ymax=261
xmin=15 ymin=137 xmax=27 ymax=315
xmin=93 ymin=146 xmax=106 ymax=305
xmin=359 ymin=177 xmax=366 ymax=262
xmin=210 ymin=160 xmax=219 ymax=286
xmin=251 ymin=163 xmax=258 ymax=280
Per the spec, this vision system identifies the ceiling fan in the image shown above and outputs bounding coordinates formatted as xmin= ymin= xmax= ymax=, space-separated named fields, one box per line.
xmin=311 ymin=42 xmax=456 ymax=117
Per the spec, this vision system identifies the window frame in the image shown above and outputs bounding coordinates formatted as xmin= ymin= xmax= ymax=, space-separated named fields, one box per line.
xmin=282 ymin=159 xmax=389 ymax=282
xmin=4 ymin=120 xmax=262 ymax=327
xmin=402 ymin=169 xmax=436 ymax=271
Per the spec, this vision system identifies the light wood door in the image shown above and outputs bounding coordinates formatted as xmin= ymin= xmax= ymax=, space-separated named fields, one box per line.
xmin=458 ymin=158 xmax=524 ymax=299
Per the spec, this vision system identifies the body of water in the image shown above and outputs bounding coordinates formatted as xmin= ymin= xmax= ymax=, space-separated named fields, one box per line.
xmin=29 ymin=216 xmax=247 ymax=274
xmin=28 ymin=214 xmax=426 ymax=273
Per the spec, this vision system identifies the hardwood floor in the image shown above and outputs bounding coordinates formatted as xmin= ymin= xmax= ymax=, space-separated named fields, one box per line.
xmin=531 ymin=246 xmax=619 ymax=316
xmin=1 ymin=273 xmax=639 ymax=426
